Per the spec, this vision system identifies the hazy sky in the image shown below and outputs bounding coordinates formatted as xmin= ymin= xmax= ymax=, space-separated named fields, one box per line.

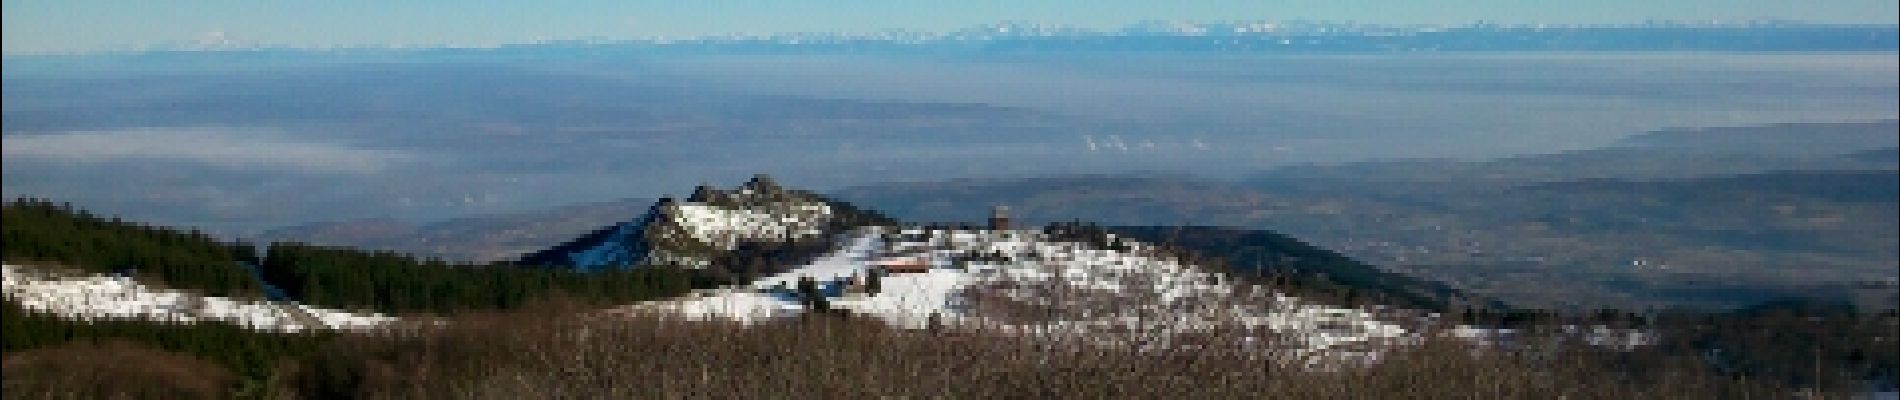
xmin=5 ymin=0 xmax=1898 ymax=53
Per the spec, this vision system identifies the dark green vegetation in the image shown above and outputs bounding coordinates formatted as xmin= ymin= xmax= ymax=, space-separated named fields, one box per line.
xmin=3 ymin=301 xmax=330 ymax=390
xmin=1 ymin=199 xmax=703 ymax=397
xmin=3 ymin=198 xmax=263 ymax=298
xmin=260 ymin=243 xmax=695 ymax=314
xmin=1651 ymin=301 xmax=1900 ymax=392
xmin=4 ymin=198 xmax=705 ymax=314
xmin=1109 ymin=225 xmax=1493 ymax=311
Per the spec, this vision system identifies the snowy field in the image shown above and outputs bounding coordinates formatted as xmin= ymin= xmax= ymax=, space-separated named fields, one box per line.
xmin=3 ymin=263 xmax=394 ymax=333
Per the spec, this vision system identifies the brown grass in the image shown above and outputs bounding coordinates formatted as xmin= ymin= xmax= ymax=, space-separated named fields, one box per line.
xmin=2 ymin=340 xmax=237 ymax=400
xmin=274 ymin=302 xmax=1798 ymax=400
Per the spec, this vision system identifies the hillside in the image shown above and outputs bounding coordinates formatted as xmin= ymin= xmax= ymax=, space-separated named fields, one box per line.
xmin=1105 ymin=225 xmax=1493 ymax=311
xmin=516 ymin=175 xmax=896 ymax=275
xmin=11 ymin=180 xmax=1504 ymax=366
xmin=2 ymin=199 xmax=264 ymax=298
xmin=4 ymin=180 xmax=1896 ymax=397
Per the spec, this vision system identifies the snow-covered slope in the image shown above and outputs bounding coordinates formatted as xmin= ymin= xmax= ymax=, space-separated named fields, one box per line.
xmin=3 ymin=264 xmax=394 ymax=333
xmin=4 ymin=177 xmax=1646 ymax=361
xmin=628 ymin=222 xmax=1654 ymax=365
xmin=671 ymin=202 xmax=831 ymax=249
xmin=625 ymin=226 xmax=1426 ymax=365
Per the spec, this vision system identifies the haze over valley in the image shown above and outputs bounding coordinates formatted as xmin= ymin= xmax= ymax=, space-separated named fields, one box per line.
xmin=5 ymin=51 xmax=1894 ymax=237
xmin=7 ymin=42 xmax=1895 ymax=313
xmin=5 ymin=4 xmax=1899 ymax=396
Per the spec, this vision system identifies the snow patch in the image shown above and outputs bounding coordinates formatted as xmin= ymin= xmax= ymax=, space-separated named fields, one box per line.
xmin=631 ymin=227 xmax=1421 ymax=365
xmin=3 ymin=264 xmax=395 ymax=333
xmin=670 ymin=202 xmax=831 ymax=251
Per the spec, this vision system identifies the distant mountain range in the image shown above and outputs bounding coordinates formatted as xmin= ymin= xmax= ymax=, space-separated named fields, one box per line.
xmin=12 ymin=21 xmax=1893 ymax=57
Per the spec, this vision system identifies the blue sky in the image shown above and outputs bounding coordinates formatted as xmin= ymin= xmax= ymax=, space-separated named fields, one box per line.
xmin=5 ymin=0 xmax=1897 ymax=54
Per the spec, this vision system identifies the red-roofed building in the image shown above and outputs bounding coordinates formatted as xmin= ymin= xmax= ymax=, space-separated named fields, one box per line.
xmin=875 ymin=258 xmax=931 ymax=274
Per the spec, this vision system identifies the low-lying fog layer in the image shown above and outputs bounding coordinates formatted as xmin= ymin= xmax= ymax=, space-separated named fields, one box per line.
xmin=3 ymin=52 xmax=1896 ymax=235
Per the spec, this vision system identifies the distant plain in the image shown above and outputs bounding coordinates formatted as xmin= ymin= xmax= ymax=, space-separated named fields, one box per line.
xmin=6 ymin=51 xmax=1896 ymax=309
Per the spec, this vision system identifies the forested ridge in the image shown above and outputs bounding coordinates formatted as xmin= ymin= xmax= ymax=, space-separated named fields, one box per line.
xmin=2 ymin=300 xmax=331 ymax=383
xmin=1106 ymin=224 xmax=1491 ymax=312
xmin=4 ymin=198 xmax=707 ymax=313
xmin=3 ymin=198 xmax=710 ymax=397
xmin=3 ymin=198 xmax=1896 ymax=398
xmin=261 ymin=242 xmax=697 ymax=313
xmin=3 ymin=198 xmax=263 ymax=298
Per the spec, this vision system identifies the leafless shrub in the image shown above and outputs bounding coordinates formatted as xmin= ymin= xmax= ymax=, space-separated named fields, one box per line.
xmin=271 ymin=303 xmax=1795 ymax=399
xmin=2 ymin=340 xmax=237 ymax=400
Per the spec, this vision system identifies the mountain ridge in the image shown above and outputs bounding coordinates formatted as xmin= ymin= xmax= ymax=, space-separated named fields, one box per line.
xmin=8 ymin=182 xmax=1894 ymax=396
xmin=517 ymin=175 xmax=897 ymax=272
